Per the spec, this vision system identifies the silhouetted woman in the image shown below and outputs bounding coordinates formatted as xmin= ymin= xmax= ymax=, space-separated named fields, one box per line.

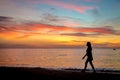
xmin=82 ymin=42 xmax=96 ymax=73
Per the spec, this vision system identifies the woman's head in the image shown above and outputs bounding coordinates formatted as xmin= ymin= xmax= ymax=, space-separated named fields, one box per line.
xmin=86 ymin=42 xmax=91 ymax=47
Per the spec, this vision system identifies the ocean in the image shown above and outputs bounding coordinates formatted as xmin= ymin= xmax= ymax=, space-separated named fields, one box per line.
xmin=0 ymin=48 xmax=120 ymax=70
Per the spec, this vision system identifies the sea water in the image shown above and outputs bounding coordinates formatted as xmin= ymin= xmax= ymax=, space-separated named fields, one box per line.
xmin=0 ymin=48 xmax=120 ymax=70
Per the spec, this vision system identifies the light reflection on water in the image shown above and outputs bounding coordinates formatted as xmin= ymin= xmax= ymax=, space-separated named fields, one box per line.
xmin=0 ymin=48 xmax=120 ymax=69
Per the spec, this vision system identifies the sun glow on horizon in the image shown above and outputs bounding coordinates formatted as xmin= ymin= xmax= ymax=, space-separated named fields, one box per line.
xmin=0 ymin=0 xmax=120 ymax=48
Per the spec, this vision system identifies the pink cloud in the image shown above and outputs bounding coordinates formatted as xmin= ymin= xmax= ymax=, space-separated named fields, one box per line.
xmin=84 ymin=0 xmax=100 ymax=2
xmin=75 ymin=27 xmax=114 ymax=34
xmin=85 ymin=0 xmax=93 ymax=2
xmin=47 ymin=0 xmax=95 ymax=14
xmin=31 ymin=0 xmax=95 ymax=14
xmin=0 ymin=23 xmax=115 ymax=35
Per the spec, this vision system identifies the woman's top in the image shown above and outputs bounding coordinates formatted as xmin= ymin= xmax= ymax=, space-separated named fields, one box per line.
xmin=86 ymin=47 xmax=93 ymax=61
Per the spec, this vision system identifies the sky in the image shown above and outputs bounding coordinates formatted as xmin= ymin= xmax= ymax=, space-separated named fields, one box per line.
xmin=0 ymin=0 xmax=120 ymax=48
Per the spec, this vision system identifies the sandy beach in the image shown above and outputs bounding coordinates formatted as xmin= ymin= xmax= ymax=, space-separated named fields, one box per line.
xmin=0 ymin=67 xmax=120 ymax=80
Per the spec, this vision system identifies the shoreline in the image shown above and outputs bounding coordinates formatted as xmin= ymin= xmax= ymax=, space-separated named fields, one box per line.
xmin=0 ymin=66 xmax=120 ymax=73
xmin=0 ymin=67 xmax=120 ymax=80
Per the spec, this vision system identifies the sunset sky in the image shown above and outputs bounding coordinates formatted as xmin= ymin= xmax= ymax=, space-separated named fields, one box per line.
xmin=0 ymin=0 xmax=120 ymax=48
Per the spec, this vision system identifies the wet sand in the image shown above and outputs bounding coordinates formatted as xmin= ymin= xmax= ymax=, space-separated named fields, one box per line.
xmin=0 ymin=67 xmax=120 ymax=80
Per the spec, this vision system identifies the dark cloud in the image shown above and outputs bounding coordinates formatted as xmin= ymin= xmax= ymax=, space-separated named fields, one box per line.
xmin=61 ymin=33 xmax=86 ymax=36
xmin=0 ymin=26 xmax=10 ymax=32
xmin=0 ymin=25 xmax=19 ymax=33
xmin=60 ymin=26 xmax=118 ymax=36
xmin=0 ymin=16 xmax=15 ymax=29
xmin=61 ymin=32 xmax=101 ymax=37
xmin=92 ymin=9 xmax=99 ymax=15
xmin=90 ymin=8 xmax=100 ymax=17
xmin=0 ymin=16 xmax=13 ymax=22
xmin=39 ymin=12 xmax=84 ymax=27
xmin=41 ymin=13 xmax=62 ymax=23
xmin=50 ymin=7 xmax=56 ymax=11
xmin=0 ymin=26 xmax=8 ymax=30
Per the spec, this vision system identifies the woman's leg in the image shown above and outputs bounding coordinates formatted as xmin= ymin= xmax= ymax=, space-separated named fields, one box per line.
xmin=83 ymin=59 xmax=89 ymax=72
xmin=89 ymin=61 xmax=96 ymax=72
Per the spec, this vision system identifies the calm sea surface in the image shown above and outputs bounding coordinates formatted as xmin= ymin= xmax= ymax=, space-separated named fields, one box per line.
xmin=0 ymin=48 xmax=120 ymax=70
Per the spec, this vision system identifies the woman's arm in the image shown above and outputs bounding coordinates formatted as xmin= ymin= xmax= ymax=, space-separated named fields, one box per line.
xmin=82 ymin=53 xmax=87 ymax=59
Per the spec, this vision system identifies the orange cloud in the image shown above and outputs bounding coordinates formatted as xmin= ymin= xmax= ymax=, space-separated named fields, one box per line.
xmin=22 ymin=24 xmax=115 ymax=35
xmin=0 ymin=23 xmax=120 ymax=48
xmin=0 ymin=24 xmax=116 ymax=36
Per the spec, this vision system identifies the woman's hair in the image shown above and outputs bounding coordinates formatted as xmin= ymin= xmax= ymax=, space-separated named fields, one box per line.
xmin=87 ymin=42 xmax=91 ymax=47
